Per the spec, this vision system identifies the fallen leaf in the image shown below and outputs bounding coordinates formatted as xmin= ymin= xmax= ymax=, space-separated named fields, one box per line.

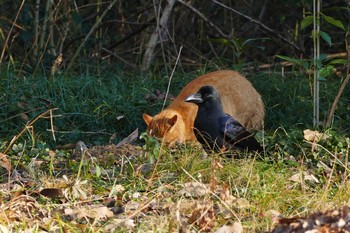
xmin=103 ymin=197 xmax=116 ymax=207
xmin=51 ymin=53 xmax=63 ymax=75
xmin=105 ymin=219 xmax=136 ymax=230
xmin=76 ymin=206 xmax=114 ymax=221
xmin=289 ymin=171 xmax=319 ymax=184
xmin=188 ymin=201 xmax=215 ymax=231
xmin=215 ymin=222 xmax=243 ymax=233
xmin=234 ymin=198 xmax=250 ymax=209
xmin=303 ymin=129 xmax=330 ymax=152
xmin=121 ymin=219 xmax=136 ymax=228
xmin=124 ymin=201 xmax=140 ymax=213
xmin=49 ymin=150 xmax=56 ymax=157
xmin=91 ymin=206 xmax=114 ymax=220
xmin=0 ymin=153 xmax=11 ymax=171
xmin=0 ymin=224 xmax=10 ymax=233
xmin=64 ymin=208 xmax=74 ymax=216
xmin=179 ymin=182 xmax=209 ymax=197
xmin=303 ymin=129 xmax=330 ymax=142
xmin=40 ymin=188 xmax=63 ymax=198
xmin=109 ymin=133 xmax=117 ymax=144
xmin=132 ymin=192 xmax=142 ymax=199
xmin=116 ymin=115 xmax=124 ymax=120
xmin=263 ymin=209 xmax=281 ymax=225
xmin=63 ymin=179 xmax=88 ymax=201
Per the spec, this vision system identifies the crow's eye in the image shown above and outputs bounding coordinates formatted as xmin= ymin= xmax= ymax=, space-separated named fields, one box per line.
xmin=204 ymin=94 xmax=212 ymax=99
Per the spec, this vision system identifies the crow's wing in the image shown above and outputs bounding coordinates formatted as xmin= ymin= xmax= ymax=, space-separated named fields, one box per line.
xmin=219 ymin=114 xmax=262 ymax=152
xmin=219 ymin=114 xmax=245 ymax=139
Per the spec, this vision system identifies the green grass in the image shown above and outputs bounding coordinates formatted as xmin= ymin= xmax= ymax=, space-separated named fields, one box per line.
xmin=0 ymin=67 xmax=349 ymax=232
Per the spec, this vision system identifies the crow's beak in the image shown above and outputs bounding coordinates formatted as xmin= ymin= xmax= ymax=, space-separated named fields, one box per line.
xmin=185 ymin=93 xmax=203 ymax=103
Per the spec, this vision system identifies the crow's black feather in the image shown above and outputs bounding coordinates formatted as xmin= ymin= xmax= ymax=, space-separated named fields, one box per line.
xmin=185 ymin=86 xmax=262 ymax=152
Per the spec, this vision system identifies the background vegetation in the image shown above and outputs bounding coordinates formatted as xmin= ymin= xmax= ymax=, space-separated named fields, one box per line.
xmin=0 ymin=0 xmax=350 ymax=232
xmin=0 ymin=0 xmax=349 ymax=72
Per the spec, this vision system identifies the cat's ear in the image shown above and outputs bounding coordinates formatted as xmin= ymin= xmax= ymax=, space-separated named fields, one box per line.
xmin=168 ymin=115 xmax=177 ymax=126
xmin=142 ymin=114 xmax=153 ymax=126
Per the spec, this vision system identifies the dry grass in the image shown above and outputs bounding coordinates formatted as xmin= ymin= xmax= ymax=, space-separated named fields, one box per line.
xmin=0 ymin=70 xmax=349 ymax=232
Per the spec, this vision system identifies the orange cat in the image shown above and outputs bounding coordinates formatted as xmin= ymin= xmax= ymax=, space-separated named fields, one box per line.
xmin=143 ymin=70 xmax=265 ymax=146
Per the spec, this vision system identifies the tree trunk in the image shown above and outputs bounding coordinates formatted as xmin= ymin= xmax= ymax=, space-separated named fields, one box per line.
xmin=141 ymin=0 xmax=176 ymax=71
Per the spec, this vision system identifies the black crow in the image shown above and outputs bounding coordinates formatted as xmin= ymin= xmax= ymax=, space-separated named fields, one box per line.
xmin=185 ymin=85 xmax=262 ymax=152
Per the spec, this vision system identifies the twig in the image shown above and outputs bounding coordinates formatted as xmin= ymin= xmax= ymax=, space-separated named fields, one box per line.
xmin=325 ymin=72 xmax=350 ymax=127
xmin=313 ymin=0 xmax=321 ymax=127
xmin=211 ymin=0 xmax=301 ymax=52
xmin=241 ymin=52 xmax=348 ymax=71
xmin=101 ymin=47 xmax=137 ymax=68
xmin=325 ymin=37 xmax=349 ymax=127
xmin=33 ymin=0 xmax=40 ymax=57
xmin=176 ymin=0 xmax=231 ymax=41
xmin=305 ymin=140 xmax=350 ymax=172
xmin=38 ymin=0 xmax=53 ymax=55
xmin=0 ymin=0 xmax=25 ymax=64
xmin=46 ymin=129 xmax=110 ymax=135
xmin=3 ymin=108 xmax=58 ymax=154
xmin=65 ymin=0 xmax=119 ymax=74
xmin=49 ymin=109 xmax=56 ymax=142
xmin=106 ymin=18 xmax=156 ymax=50
xmin=162 ymin=45 xmax=183 ymax=110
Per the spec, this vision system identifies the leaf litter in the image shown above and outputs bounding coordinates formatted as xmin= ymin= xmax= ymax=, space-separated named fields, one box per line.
xmin=1 ymin=127 xmax=350 ymax=232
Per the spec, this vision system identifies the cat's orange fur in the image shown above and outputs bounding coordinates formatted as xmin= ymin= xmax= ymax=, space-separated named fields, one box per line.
xmin=143 ymin=70 xmax=265 ymax=146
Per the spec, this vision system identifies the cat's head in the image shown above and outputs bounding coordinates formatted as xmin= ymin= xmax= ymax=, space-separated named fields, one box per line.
xmin=143 ymin=111 xmax=187 ymax=146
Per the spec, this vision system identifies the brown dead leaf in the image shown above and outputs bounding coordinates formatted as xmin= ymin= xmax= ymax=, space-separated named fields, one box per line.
xmin=105 ymin=219 xmax=136 ymax=231
xmin=234 ymin=198 xmax=250 ymax=209
xmin=303 ymin=129 xmax=330 ymax=152
xmin=124 ymin=201 xmax=140 ymax=213
xmin=179 ymin=182 xmax=209 ymax=197
xmin=0 ymin=152 xmax=11 ymax=171
xmin=70 ymin=206 xmax=114 ymax=221
xmin=219 ymin=183 xmax=230 ymax=201
xmin=63 ymin=179 xmax=88 ymax=201
xmin=303 ymin=129 xmax=330 ymax=142
xmin=188 ymin=201 xmax=215 ymax=232
xmin=109 ymin=133 xmax=117 ymax=144
xmin=51 ymin=53 xmax=63 ymax=76
xmin=49 ymin=150 xmax=55 ymax=157
xmin=263 ymin=209 xmax=281 ymax=225
xmin=288 ymin=171 xmax=320 ymax=184
xmin=40 ymin=188 xmax=63 ymax=198
xmin=215 ymin=222 xmax=243 ymax=233
xmin=103 ymin=197 xmax=116 ymax=207
xmin=88 ymin=206 xmax=114 ymax=220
